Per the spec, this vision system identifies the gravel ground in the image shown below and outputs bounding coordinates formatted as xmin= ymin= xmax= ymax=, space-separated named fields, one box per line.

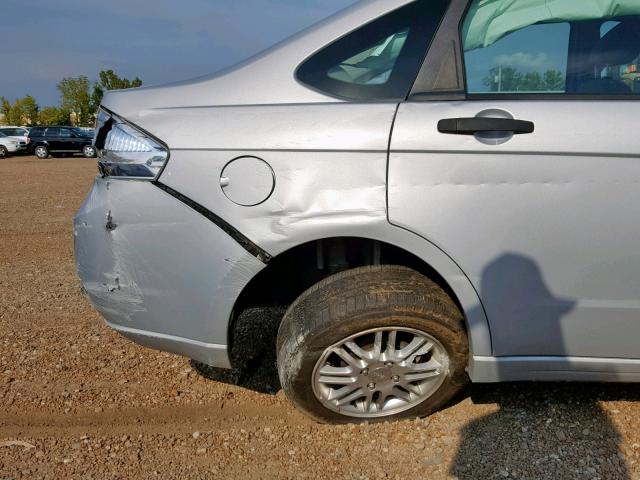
xmin=2 ymin=155 xmax=640 ymax=479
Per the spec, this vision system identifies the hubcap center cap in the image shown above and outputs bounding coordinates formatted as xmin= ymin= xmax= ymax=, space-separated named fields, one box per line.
xmin=368 ymin=366 xmax=392 ymax=383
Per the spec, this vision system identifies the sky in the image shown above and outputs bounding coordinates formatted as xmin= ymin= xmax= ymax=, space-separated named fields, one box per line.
xmin=1 ymin=0 xmax=357 ymax=106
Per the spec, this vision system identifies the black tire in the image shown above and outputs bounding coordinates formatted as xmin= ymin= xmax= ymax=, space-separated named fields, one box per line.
xmin=277 ymin=265 xmax=468 ymax=424
xmin=34 ymin=145 xmax=49 ymax=159
xmin=0 ymin=146 xmax=8 ymax=158
xmin=83 ymin=145 xmax=97 ymax=158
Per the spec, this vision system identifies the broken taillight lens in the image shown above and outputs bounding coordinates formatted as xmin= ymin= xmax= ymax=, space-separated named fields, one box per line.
xmin=94 ymin=107 xmax=169 ymax=180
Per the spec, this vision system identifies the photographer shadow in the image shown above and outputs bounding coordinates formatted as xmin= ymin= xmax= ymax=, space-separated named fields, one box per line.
xmin=451 ymin=254 xmax=631 ymax=479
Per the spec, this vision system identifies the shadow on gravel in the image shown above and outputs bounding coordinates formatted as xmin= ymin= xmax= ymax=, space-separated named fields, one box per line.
xmin=191 ymin=360 xmax=280 ymax=395
xmin=452 ymin=254 xmax=631 ymax=480
xmin=453 ymin=383 xmax=633 ymax=479
xmin=191 ymin=306 xmax=286 ymax=395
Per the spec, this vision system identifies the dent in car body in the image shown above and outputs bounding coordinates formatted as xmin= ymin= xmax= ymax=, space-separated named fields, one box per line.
xmin=74 ymin=177 xmax=265 ymax=367
xmin=81 ymin=0 xmax=493 ymax=370
xmin=122 ymin=102 xmax=493 ymax=360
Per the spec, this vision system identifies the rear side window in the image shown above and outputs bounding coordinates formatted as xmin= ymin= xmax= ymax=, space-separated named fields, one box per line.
xmin=297 ymin=0 xmax=450 ymax=100
xmin=462 ymin=0 xmax=640 ymax=96
xmin=45 ymin=128 xmax=60 ymax=136
xmin=1 ymin=128 xmax=24 ymax=136
xmin=59 ymin=128 xmax=72 ymax=137
xmin=29 ymin=127 xmax=45 ymax=136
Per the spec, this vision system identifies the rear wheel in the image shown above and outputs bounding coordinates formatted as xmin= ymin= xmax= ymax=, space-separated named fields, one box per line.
xmin=277 ymin=265 xmax=468 ymax=424
xmin=34 ymin=145 xmax=49 ymax=159
xmin=0 ymin=146 xmax=7 ymax=158
xmin=83 ymin=145 xmax=97 ymax=158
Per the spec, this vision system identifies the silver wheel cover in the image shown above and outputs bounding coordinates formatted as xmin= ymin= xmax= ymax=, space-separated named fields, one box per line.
xmin=312 ymin=327 xmax=450 ymax=418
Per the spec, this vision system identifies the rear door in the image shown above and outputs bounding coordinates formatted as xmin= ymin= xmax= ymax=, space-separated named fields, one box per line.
xmin=389 ymin=1 xmax=640 ymax=358
xmin=59 ymin=127 xmax=79 ymax=151
xmin=44 ymin=127 xmax=61 ymax=150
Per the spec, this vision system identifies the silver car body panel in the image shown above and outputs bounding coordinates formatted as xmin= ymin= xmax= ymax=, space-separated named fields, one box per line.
xmin=73 ymin=0 xmax=640 ymax=383
xmin=471 ymin=356 xmax=640 ymax=383
xmin=390 ymin=100 xmax=640 ymax=360
xmin=77 ymin=100 xmax=494 ymax=363
xmin=74 ymin=177 xmax=265 ymax=367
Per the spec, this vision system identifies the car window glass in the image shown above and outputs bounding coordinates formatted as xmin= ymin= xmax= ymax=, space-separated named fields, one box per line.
xmin=463 ymin=0 xmax=640 ymax=96
xmin=585 ymin=19 xmax=640 ymax=94
xmin=464 ymin=22 xmax=570 ymax=94
xmin=326 ymin=29 xmax=410 ymax=86
xmin=45 ymin=128 xmax=60 ymax=136
xmin=601 ymin=21 xmax=620 ymax=37
xmin=297 ymin=0 xmax=450 ymax=100
xmin=59 ymin=128 xmax=72 ymax=137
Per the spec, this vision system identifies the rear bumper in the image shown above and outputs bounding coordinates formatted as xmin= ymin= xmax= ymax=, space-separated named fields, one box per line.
xmin=73 ymin=176 xmax=266 ymax=367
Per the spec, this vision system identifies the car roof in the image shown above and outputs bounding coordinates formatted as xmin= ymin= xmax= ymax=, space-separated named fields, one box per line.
xmin=30 ymin=126 xmax=79 ymax=133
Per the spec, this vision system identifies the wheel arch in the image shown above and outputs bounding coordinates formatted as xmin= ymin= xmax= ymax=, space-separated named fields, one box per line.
xmin=229 ymin=229 xmax=491 ymax=362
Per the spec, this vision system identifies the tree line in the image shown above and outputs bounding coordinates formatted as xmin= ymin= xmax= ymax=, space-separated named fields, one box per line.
xmin=1 ymin=70 xmax=142 ymax=127
xmin=483 ymin=67 xmax=565 ymax=93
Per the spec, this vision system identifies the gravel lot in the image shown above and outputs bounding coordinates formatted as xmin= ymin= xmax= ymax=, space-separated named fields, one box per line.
xmin=2 ymin=155 xmax=640 ymax=479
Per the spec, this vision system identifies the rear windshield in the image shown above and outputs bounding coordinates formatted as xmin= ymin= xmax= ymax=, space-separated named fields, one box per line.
xmin=0 ymin=128 xmax=25 ymax=136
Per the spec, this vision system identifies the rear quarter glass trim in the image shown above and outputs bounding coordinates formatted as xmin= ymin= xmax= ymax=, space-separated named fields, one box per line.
xmin=408 ymin=0 xmax=469 ymax=98
xmin=152 ymin=181 xmax=272 ymax=264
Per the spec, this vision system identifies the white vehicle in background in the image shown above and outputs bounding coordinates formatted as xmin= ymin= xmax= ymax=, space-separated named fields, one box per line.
xmin=0 ymin=132 xmax=22 ymax=157
xmin=0 ymin=127 xmax=29 ymax=152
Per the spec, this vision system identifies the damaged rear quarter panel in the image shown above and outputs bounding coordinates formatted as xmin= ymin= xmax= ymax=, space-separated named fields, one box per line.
xmin=74 ymin=177 xmax=265 ymax=346
xmin=153 ymin=103 xmax=396 ymax=254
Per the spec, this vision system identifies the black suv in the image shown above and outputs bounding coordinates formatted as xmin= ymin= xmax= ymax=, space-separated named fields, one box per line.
xmin=28 ymin=126 xmax=96 ymax=159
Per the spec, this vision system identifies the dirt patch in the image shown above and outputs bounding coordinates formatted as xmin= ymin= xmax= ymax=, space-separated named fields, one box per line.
xmin=2 ymin=156 xmax=640 ymax=479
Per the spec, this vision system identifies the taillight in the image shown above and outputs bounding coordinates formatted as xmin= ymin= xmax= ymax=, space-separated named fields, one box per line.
xmin=96 ymin=108 xmax=169 ymax=180
xmin=26 ymin=137 xmax=31 ymax=144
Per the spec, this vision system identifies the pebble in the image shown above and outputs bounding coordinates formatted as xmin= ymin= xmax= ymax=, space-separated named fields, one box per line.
xmin=422 ymin=455 xmax=443 ymax=466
